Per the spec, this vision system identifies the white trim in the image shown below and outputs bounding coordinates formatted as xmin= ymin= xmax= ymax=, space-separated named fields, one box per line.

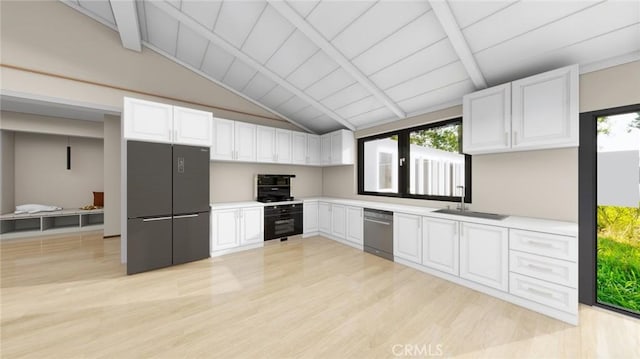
xmin=152 ymin=1 xmax=355 ymax=131
xmin=579 ymin=50 xmax=640 ymax=74
xmin=0 ymin=90 xmax=121 ymax=115
xmin=268 ymin=0 xmax=407 ymax=120
xmin=110 ymin=0 xmax=142 ymax=52
xmin=429 ymin=1 xmax=488 ymax=89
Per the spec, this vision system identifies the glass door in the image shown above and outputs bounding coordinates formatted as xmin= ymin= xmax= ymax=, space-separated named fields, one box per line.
xmin=596 ymin=111 xmax=640 ymax=315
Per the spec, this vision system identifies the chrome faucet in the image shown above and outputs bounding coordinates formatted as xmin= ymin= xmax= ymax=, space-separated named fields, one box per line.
xmin=456 ymin=185 xmax=466 ymax=211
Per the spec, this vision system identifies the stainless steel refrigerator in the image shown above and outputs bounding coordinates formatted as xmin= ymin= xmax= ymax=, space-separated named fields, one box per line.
xmin=127 ymin=141 xmax=210 ymax=275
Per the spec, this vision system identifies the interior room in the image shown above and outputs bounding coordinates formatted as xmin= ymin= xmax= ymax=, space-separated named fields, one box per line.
xmin=1 ymin=0 xmax=639 ymax=357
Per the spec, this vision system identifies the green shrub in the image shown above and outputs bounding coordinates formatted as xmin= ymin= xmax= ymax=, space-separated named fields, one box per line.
xmin=597 ymin=236 xmax=640 ymax=313
xmin=597 ymin=205 xmax=640 ymax=244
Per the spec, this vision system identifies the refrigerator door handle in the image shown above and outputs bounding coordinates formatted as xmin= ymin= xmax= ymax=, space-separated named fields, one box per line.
xmin=173 ymin=214 xmax=199 ymax=219
xmin=142 ymin=216 xmax=173 ymax=222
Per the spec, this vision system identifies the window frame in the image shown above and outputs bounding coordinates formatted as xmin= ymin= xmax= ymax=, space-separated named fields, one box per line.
xmin=357 ymin=117 xmax=472 ymax=203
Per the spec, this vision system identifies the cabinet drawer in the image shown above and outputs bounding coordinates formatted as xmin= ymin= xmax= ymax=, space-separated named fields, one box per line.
xmin=510 ymin=229 xmax=576 ymax=262
xmin=510 ymin=273 xmax=577 ymax=314
xmin=510 ymin=251 xmax=577 ymax=288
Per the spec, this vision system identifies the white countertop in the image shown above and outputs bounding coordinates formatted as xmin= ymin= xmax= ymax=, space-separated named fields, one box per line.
xmin=210 ymin=201 xmax=264 ymax=210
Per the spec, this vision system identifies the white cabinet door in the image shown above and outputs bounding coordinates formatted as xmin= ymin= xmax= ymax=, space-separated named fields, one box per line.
xmin=240 ymin=207 xmax=263 ymax=245
xmin=256 ymin=126 xmax=276 ymax=163
xmin=422 ymin=217 xmax=459 ymax=275
xmin=234 ymin=122 xmax=257 ymax=162
xmin=307 ymin=134 xmax=321 ymax=165
xmin=462 ymin=83 xmax=511 ymax=154
xmin=275 ymin=129 xmax=292 ymax=163
xmin=330 ymin=131 xmax=343 ymax=165
xmin=211 ymin=118 xmax=235 ymax=160
xmin=459 ymin=222 xmax=508 ymax=291
xmin=173 ymin=106 xmax=212 ymax=146
xmin=303 ymin=201 xmax=319 ymax=234
xmin=123 ymin=97 xmax=173 ymax=143
xmin=211 ymin=209 xmax=239 ymax=251
xmin=318 ymin=202 xmax=331 ymax=233
xmin=291 ymin=132 xmax=307 ymax=165
xmin=393 ymin=213 xmax=422 ymax=263
xmin=511 ymin=65 xmax=578 ymax=150
xmin=331 ymin=204 xmax=346 ymax=240
xmin=345 ymin=206 xmax=363 ymax=245
xmin=321 ymin=134 xmax=332 ymax=165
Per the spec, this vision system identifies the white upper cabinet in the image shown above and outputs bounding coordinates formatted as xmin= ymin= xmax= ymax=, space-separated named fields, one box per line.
xmin=275 ymin=129 xmax=292 ymax=163
xmin=393 ymin=213 xmax=422 ymax=264
xmin=462 ymin=83 xmax=511 ymax=154
xmin=256 ymin=126 xmax=276 ymax=163
xmin=511 ymin=65 xmax=579 ymax=150
xmin=211 ymin=118 xmax=256 ymax=162
xmin=292 ymin=132 xmax=308 ymax=165
xmin=173 ymin=106 xmax=213 ymax=146
xmin=307 ymin=134 xmax=321 ymax=166
xmin=422 ymin=217 xmax=459 ymax=276
xmin=463 ymin=65 xmax=578 ymax=154
xmin=124 ymin=97 xmax=174 ymax=143
xmin=321 ymin=129 xmax=354 ymax=165
xmin=459 ymin=222 xmax=509 ymax=291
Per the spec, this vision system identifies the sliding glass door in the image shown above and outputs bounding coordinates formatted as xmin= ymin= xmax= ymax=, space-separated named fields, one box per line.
xmin=596 ymin=111 xmax=640 ymax=315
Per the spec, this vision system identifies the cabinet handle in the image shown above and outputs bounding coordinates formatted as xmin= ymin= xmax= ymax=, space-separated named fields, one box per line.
xmin=525 ymin=286 xmax=554 ymax=298
xmin=525 ymin=240 xmax=554 ymax=248
xmin=173 ymin=214 xmax=198 ymax=219
xmin=527 ymin=263 xmax=554 ymax=272
xmin=143 ymin=216 xmax=172 ymax=222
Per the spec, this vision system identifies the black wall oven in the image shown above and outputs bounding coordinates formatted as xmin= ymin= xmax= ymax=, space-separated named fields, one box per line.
xmin=264 ymin=203 xmax=303 ymax=241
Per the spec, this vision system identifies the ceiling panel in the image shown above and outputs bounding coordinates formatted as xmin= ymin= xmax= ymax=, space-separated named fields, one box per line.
xmin=305 ymin=68 xmax=356 ymax=101
xmin=285 ymin=0 xmax=319 ymax=18
xmin=78 ymin=0 xmax=115 ymax=25
xmin=352 ymin=10 xmax=446 ymax=75
xmin=259 ymin=86 xmax=294 ymax=109
xmin=464 ymin=1 xmax=601 ymax=53
xmin=331 ymin=1 xmax=431 ymax=59
xmin=321 ymin=83 xmax=371 ymax=110
xmin=135 ymin=1 xmax=148 ymax=40
xmin=276 ymin=96 xmax=309 ymax=115
xmin=144 ymin=1 xmax=180 ymax=56
xmin=386 ymin=61 xmax=469 ymax=102
xmin=335 ymin=96 xmax=384 ymax=119
xmin=266 ymin=31 xmax=318 ymax=78
xmin=397 ymin=79 xmax=474 ymax=114
xmin=242 ymin=5 xmax=294 ymax=64
xmin=223 ymin=59 xmax=258 ymax=91
xmin=474 ymin=1 xmax=640 ymax=83
xmin=448 ymin=1 xmax=515 ymax=29
xmin=242 ymin=72 xmax=277 ymax=100
xmin=347 ymin=107 xmax=395 ymax=128
xmin=369 ymin=39 xmax=459 ymax=90
xmin=306 ymin=1 xmax=375 ymax=41
xmin=286 ymin=51 xmax=339 ymax=90
xmin=293 ymin=105 xmax=323 ymax=121
xmin=181 ymin=0 xmax=222 ymax=30
xmin=176 ymin=24 xmax=209 ymax=69
xmin=305 ymin=114 xmax=342 ymax=134
xmin=200 ymin=42 xmax=235 ymax=80
xmin=214 ymin=1 xmax=266 ymax=48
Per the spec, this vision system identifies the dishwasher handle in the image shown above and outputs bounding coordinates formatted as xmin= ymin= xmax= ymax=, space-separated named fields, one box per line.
xmin=364 ymin=217 xmax=392 ymax=226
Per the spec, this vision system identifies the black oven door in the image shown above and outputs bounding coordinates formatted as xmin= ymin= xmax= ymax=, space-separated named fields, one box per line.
xmin=264 ymin=205 xmax=303 ymax=240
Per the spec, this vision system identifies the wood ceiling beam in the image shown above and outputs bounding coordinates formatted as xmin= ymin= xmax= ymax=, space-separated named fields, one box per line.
xmin=109 ymin=0 xmax=142 ymax=52
xmin=429 ymin=1 xmax=488 ymax=89
xmin=153 ymin=1 xmax=356 ymax=131
xmin=268 ymin=0 xmax=407 ymax=120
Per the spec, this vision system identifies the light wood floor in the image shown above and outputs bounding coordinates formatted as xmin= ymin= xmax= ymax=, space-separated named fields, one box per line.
xmin=1 ymin=232 xmax=639 ymax=358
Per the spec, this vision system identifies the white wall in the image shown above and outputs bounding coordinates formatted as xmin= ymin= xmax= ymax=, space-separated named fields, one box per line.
xmin=14 ymin=132 xmax=104 ymax=209
xmin=103 ymin=115 xmax=120 ymax=236
xmin=210 ymin=162 xmax=323 ymax=203
xmin=0 ymin=130 xmax=15 ymax=214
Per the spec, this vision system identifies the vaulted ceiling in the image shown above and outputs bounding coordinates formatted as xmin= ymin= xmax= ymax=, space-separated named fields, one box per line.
xmin=62 ymin=0 xmax=640 ymax=134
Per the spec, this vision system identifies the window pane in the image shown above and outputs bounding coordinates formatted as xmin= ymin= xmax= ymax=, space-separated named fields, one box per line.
xmin=364 ymin=136 xmax=398 ymax=193
xmin=409 ymin=123 xmax=465 ymax=196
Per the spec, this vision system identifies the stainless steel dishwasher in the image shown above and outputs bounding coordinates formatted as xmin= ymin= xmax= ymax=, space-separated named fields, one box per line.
xmin=363 ymin=208 xmax=394 ymax=261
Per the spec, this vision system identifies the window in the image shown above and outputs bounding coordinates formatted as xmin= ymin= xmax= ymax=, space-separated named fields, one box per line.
xmin=358 ymin=118 xmax=471 ymax=202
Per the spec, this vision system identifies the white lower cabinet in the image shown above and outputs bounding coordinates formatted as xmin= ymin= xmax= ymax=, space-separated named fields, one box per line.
xmin=318 ymin=202 xmax=331 ymax=233
xmin=393 ymin=213 xmax=422 ymax=264
xmin=331 ymin=204 xmax=346 ymax=239
xmin=303 ymin=201 xmax=319 ymax=234
xmin=422 ymin=217 xmax=459 ymax=275
xmin=345 ymin=207 xmax=363 ymax=245
xmin=211 ymin=206 xmax=263 ymax=254
xmin=510 ymin=273 xmax=577 ymax=315
xmin=459 ymin=222 xmax=509 ymax=291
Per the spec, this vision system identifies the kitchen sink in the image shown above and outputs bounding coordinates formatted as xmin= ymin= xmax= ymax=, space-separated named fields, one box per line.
xmin=433 ymin=208 xmax=509 ymax=220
